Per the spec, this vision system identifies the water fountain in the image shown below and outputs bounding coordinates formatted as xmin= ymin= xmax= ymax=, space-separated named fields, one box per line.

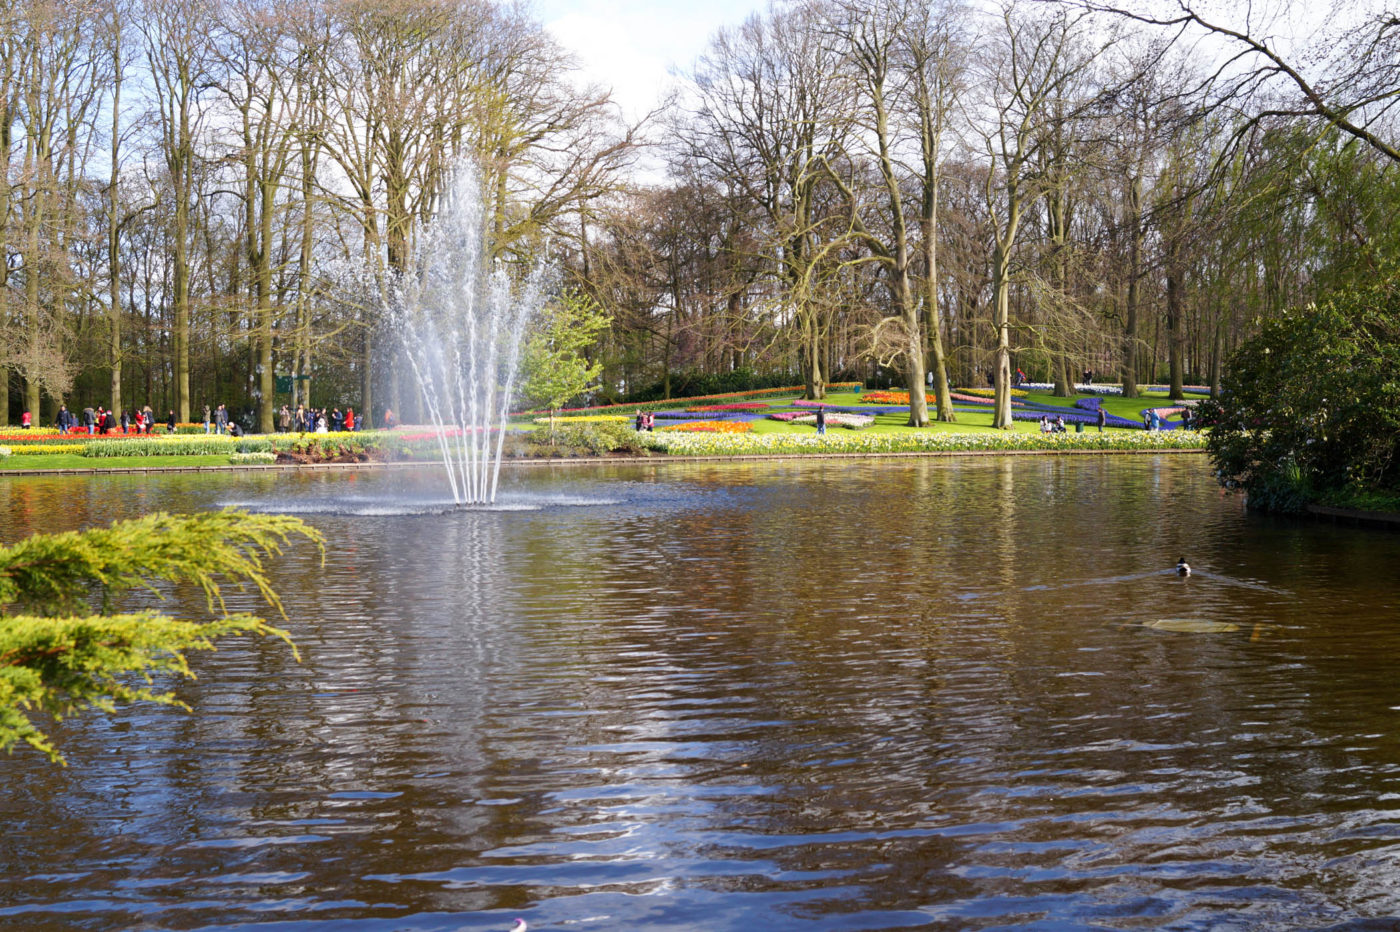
xmin=390 ymin=165 xmax=546 ymax=506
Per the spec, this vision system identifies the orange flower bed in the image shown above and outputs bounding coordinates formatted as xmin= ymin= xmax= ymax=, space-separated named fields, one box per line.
xmin=860 ymin=391 xmax=912 ymax=405
xmin=659 ymin=420 xmax=753 ymax=433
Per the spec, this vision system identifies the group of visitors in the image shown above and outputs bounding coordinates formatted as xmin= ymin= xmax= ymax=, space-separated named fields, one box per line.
xmin=53 ymin=404 xmax=174 ymax=435
xmin=633 ymin=410 xmax=655 ymax=431
xmin=202 ymin=404 xmax=238 ymax=434
xmin=1143 ymin=407 xmax=1198 ymax=431
xmin=278 ymin=404 xmax=357 ymax=433
xmin=1039 ymin=415 xmax=1069 ymax=433
xmin=18 ymin=399 xmax=389 ymax=436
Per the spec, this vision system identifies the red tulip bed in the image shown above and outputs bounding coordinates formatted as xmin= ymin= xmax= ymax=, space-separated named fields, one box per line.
xmin=659 ymin=420 xmax=753 ymax=433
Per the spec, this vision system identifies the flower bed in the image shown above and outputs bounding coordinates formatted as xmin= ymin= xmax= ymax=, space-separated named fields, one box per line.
xmin=686 ymin=402 xmax=771 ymax=412
xmin=653 ymin=409 xmax=747 ymax=420
xmin=85 ymin=436 xmax=274 ymax=457
xmin=658 ymin=420 xmax=753 ymax=433
xmin=644 ymin=429 xmax=1206 ymax=457
xmin=229 ymin=451 xmax=278 ymax=465
xmin=531 ymin=415 xmax=630 ymax=424
xmin=859 ymin=391 xmax=914 ymax=405
xmin=954 ymin=387 xmax=1029 ymax=399
xmin=780 ymin=412 xmax=875 ymax=429
xmin=5 ymin=444 xmax=94 ymax=456
xmin=1071 ymin=397 xmax=1143 ymax=429
xmin=515 ymin=383 xmax=861 ymax=418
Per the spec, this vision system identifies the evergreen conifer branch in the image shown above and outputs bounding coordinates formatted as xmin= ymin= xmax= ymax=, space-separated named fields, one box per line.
xmin=0 ymin=510 xmax=322 ymax=764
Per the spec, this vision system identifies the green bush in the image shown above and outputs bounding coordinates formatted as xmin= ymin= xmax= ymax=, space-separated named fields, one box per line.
xmin=1206 ymin=277 xmax=1400 ymax=512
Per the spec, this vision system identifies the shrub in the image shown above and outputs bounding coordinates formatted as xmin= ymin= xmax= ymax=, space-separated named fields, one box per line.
xmin=1207 ymin=278 xmax=1400 ymax=512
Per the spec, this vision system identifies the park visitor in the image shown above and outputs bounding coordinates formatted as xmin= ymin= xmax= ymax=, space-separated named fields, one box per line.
xmin=816 ymin=405 xmax=826 ymax=435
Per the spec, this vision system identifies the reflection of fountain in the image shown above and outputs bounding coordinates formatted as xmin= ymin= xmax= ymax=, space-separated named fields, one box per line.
xmin=391 ymin=165 xmax=545 ymax=506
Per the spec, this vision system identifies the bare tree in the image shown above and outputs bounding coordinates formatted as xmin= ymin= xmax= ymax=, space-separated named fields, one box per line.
xmin=682 ymin=3 xmax=856 ymax=399
xmin=141 ymin=0 xmax=219 ymax=422
xmin=977 ymin=3 xmax=1104 ymax=427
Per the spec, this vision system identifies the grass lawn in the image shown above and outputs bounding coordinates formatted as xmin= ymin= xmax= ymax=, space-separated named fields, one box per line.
xmin=0 ymin=454 xmax=238 ymax=471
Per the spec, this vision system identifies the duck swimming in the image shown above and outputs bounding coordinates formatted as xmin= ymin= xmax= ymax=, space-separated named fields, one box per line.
xmin=1176 ymin=557 xmax=1191 ymax=576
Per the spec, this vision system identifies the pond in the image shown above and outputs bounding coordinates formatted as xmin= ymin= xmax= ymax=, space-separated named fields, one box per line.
xmin=2 ymin=456 xmax=1400 ymax=930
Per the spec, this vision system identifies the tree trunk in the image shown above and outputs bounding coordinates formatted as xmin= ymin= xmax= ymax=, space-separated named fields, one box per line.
xmin=1120 ymin=175 xmax=1141 ymax=399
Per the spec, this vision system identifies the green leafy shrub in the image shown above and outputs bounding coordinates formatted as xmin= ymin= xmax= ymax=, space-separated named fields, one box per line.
xmin=1206 ymin=278 xmax=1400 ymax=512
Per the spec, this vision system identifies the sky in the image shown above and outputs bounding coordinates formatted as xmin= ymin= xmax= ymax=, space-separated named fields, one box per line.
xmin=533 ymin=0 xmax=767 ymax=123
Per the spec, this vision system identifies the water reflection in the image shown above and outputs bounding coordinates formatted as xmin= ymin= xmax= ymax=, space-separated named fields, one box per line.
xmin=2 ymin=457 xmax=1400 ymax=929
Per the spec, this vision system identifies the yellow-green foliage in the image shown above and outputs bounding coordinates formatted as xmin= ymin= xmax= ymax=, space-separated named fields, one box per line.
xmin=0 ymin=510 xmax=322 ymax=763
xmin=7 ymin=444 xmax=87 ymax=456
xmin=86 ymin=436 xmax=273 ymax=457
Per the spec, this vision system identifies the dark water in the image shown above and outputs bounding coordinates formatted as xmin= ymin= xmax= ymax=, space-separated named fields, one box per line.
xmin=2 ymin=457 xmax=1400 ymax=931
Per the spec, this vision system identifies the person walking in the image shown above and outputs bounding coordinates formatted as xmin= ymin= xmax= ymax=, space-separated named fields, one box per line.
xmin=816 ymin=405 xmax=827 ymax=435
xmin=345 ymin=407 xmax=355 ymax=431
xmin=20 ymin=410 xmax=30 ymax=430
xmin=203 ymin=404 xmax=212 ymax=434
xmin=1096 ymin=405 xmax=1106 ymax=432
xmin=56 ymin=406 xmax=70 ymax=434
xmin=167 ymin=410 xmax=176 ymax=433
xmin=83 ymin=406 xmax=96 ymax=435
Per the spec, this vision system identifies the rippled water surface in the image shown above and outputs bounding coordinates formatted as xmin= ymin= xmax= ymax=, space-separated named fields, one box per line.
xmin=3 ymin=457 xmax=1400 ymax=931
